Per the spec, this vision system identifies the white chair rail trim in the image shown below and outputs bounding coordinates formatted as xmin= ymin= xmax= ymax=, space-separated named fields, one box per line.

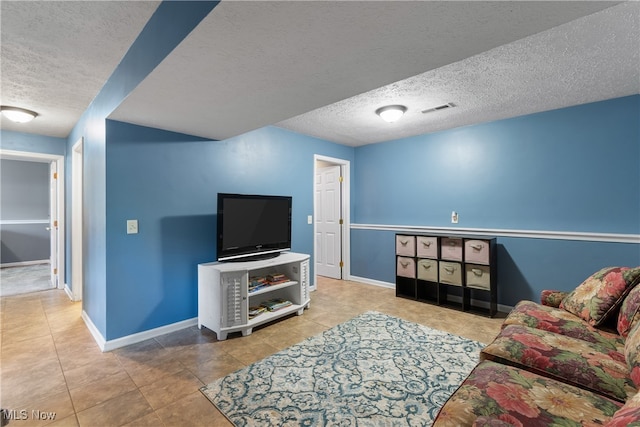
xmin=351 ymin=223 xmax=640 ymax=244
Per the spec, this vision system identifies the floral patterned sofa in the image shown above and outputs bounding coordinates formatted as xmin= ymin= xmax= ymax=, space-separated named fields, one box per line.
xmin=433 ymin=266 xmax=640 ymax=426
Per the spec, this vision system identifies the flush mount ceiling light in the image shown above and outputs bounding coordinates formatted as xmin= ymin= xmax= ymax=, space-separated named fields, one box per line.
xmin=0 ymin=106 xmax=38 ymax=123
xmin=375 ymin=105 xmax=407 ymax=123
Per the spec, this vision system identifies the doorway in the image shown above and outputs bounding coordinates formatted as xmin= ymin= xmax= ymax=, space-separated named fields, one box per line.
xmin=0 ymin=149 xmax=65 ymax=295
xmin=313 ymin=155 xmax=350 ymax=289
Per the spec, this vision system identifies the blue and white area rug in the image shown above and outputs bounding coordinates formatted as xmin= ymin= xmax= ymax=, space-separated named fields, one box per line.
xmin=200 ymin=311 xmax=484 ymax=426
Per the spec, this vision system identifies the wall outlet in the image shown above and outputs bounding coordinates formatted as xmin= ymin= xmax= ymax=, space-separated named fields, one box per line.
xmin=451 ymin=211 xmax=459 ymax=224
xmin=127 ymin=219 xmax=138 ymax=234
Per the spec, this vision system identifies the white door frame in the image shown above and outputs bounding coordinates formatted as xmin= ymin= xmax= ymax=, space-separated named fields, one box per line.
xmin=49 ymin=161 xmax=59 ymax=288
xmin=313 ymin=155 xmax=350 ymax=289
xmin=71 ymin=138 xmax=84 ymax=301
xmin=0 ymin=149 xmax=65 ymax=292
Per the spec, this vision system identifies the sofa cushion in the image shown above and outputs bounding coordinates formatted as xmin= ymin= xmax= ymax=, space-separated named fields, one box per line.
xmin=625 ymin=321 xmax=640 ymax=388
xmin=560 ymin=267 xmax=640 ymax=326
xmin=618 ymin=284 xmax=640 ymax=338
xmin=481 ymin=324 xmax=634 ymax=402
xmin=433 ymin=360 xmax=622 ymax=427
xmin=604 ymin=391 xmax=640 ymax=427
xmin=472 ymin=417 xmax=516 ymax=427
xmin=540 ymin=290 xmax=569 ymax=308
xmin=502 ymin=300 xmax=624 ymax=352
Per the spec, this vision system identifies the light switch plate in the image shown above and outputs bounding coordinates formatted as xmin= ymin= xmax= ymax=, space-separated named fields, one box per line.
xmin=127 ymin=219 xmax=138 ymax=234
xmin=307 ymin=215 xmax=313 ymax=224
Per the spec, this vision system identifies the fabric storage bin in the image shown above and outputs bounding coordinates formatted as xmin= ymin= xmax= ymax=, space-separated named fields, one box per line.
xmin=466 ymin=264 xmax=491 ymax=290
xmin=439 ymin=261 xmax=462 ymax=286
xmin=417 ymin=259 xmax=438 ymax=282
xmin=396 ymin=256 xmax=416 ymax=279
xmin=465 ymin=239 xmax=490 ymax=265
xmin=416 ymin=236 xmax=438 ymax=258
xmin=396 ymin=235 xmax=416 ymax=257
xmin=441 ymin=237 xmax=463 ymax=261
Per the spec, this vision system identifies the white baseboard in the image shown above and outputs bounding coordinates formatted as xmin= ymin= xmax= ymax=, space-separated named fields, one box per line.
xmin=348 ymin=275 xmax=395 ymax=289
xmin=81 ymin=311 xmax=198 ymax=352
xmin=64 ymin=284 xmax=74 ymax=301
xmin=82 ymin=310 xmax=107 ymax=351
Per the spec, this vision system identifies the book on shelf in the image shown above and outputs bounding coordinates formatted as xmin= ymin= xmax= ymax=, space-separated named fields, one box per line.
xmin=260 ymin=298 xmax=292 ymax=312
xmin=249 ymin=276 xmax=269 ymax=293
xmin=249 ymin=305 xmax=267 ymax=318
xmin=266 ymin=273 xmax=289 ymax=285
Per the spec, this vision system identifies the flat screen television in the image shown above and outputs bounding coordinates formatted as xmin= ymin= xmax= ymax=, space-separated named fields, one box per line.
xmin=217 ymin=193 xmax=292 ymax=262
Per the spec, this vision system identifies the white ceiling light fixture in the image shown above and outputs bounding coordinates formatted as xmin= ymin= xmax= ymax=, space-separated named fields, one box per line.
xmin=0 ymin=106 xmax=38 ymax=123
xmin=375 ymin=105 xmax=407 ymax=123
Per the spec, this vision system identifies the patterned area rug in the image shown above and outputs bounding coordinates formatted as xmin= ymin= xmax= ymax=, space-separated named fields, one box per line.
xmin=201 ymin=311 xmax=484 ymax=426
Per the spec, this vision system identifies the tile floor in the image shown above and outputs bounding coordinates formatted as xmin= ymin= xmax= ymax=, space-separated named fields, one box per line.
xmin=1 ymin=277 xmax=505 ymax=426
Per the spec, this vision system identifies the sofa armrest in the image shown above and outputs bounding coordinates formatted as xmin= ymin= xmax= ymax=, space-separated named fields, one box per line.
xmin=540 ymin=290 xmax=568 ymax=307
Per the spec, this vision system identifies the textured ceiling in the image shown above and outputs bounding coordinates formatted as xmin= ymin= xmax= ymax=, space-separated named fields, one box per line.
xmin=279 ymin=1 xmax=640 ymax=145
xmin=1 ymin=1 xmax=639 ymax=146
xmin=0 ymin=1 xmax=160 ymax=137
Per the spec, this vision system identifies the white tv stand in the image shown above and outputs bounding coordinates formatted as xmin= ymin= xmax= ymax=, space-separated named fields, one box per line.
xmin=198 ymin=252 xmax=310 ymax=340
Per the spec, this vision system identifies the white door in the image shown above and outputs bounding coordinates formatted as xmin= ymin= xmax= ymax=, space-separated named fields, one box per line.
xmin=315 ymin=165 xmax=342 ymax=279
xmin=49 ymin=161 xmax=59 ymax=288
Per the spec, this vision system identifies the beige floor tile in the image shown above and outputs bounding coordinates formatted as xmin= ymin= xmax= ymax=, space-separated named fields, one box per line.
xmin=1 ymin=357 xmax=68 ymax=408
xmin=68 ymin=370 xmax=138 ymax=412
xmin=75 ymin=390 xmax=153 ymax=427
xmin=154 ymin=391 xmax=231 ymax=427
xmin=154 ymin=326 xmax=217 ymax=353
xmin=46 ymin=415 xmax=80 ymax=427
xmin=138 ymin=369 xmax=204 ymax=410
xmin=120 ymin=411 xmax=165 ymax=427
xmin=1 ymin=334 xmax=58 ymax=374
xmin=182 ymin=351 xmax=244 ymax=385
xmin=113 ymin=338 xmax=170 ymax=365
xmin=118 ymin=351 xmax=187 ymax=388
xmin=62 ymin=354 xmax=123 ymax=390
xmin=0 ymin=390 xmax=75 ymax=427
xmin=56 ymin=338 xmax=114 ymax=372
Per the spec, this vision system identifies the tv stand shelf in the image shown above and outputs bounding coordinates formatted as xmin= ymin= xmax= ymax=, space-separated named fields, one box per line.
xmin=198 ymin=252 xmax=310 ymax=340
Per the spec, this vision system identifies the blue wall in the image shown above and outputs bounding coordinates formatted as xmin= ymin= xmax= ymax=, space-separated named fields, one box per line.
xmin=351 ymin=95 xmax=640 ymax=306
xmin=65 ymin=1 xmax=218 ymax=338
xmin=0 ymin=130 xmax=66 ymax=156
xmin=104 ymin=121 xmax=353 ymax=339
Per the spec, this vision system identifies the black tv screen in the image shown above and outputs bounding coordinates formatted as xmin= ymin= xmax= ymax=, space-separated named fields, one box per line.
xmin=217 ymin=193 xmax=292 ymax=261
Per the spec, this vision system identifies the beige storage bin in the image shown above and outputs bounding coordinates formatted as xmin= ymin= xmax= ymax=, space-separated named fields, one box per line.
xmin=396 ymin=235 xmax=416 ymax=257
xmin=466 ymin=264 xmax=491 ymax=290
xmin=440 ymin=237 xmax=463 ymax=261
xmin=465 ymin=239 xmax=490 ymax=265
xmin=416 ymin=236 xmax=438 ymax=258
xmin=396 ymin=256 xmax=416 ymax=279
xmin=417 ymin=259 xmax=438 ymax=282
xmin=439 ymin=261 xmax=462 ymax=286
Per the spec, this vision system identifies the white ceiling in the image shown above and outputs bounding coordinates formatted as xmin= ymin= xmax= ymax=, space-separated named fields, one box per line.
xmin=0 ymin=1 xmax=161 ymax=138
xmin=2 ymin=1 xmax=639 ymax=147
